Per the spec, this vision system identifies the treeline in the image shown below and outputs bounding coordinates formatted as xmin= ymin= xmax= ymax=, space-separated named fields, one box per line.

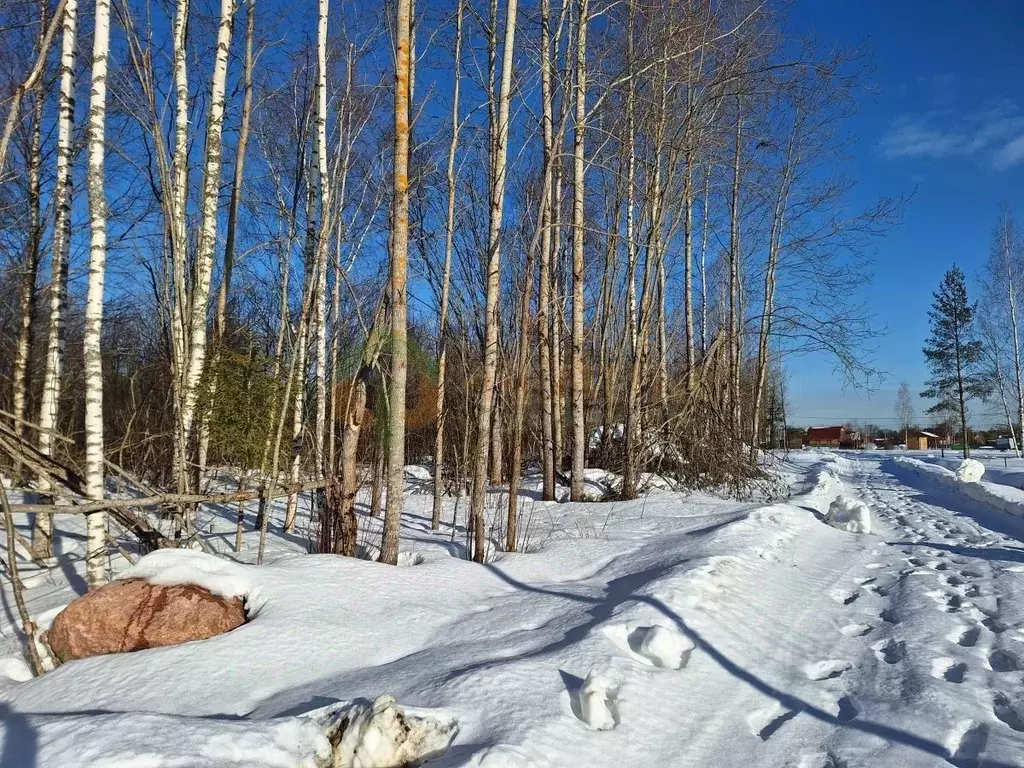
xmin=0 ymin=0 xmax=895 ymax=584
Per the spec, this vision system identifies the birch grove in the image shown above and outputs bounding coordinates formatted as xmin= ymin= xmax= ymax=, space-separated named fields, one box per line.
xmin=0 ymin=0 xmax=899 ymax=579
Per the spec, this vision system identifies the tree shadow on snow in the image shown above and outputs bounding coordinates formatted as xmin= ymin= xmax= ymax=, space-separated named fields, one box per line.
xmin=476 ymin=562 xmax=1016 ymax=766
xmin=0 ymin=703 xmax=37 ymax=768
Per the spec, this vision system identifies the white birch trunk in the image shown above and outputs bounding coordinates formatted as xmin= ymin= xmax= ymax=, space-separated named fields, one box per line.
xmin=34 ymin=0 xmax=77 ymax=558
xmin=313 ymin=0 xmax=331 ymax=478
xmin=83 ymin=0 xmax=111 ymax=589
xmin=178 ymin=0 xmax=236 ymax=483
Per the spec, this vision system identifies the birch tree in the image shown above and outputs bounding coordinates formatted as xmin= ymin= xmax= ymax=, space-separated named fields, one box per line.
xmin=468 ymin=0 xmax=519 ymax=562
xmin=33 ymin=0 xmax=77 ymax=560
xmin=83 ymin=0 xmax=112 ymax=589
xmin=431 ymin=0 xmax=464 ymax=530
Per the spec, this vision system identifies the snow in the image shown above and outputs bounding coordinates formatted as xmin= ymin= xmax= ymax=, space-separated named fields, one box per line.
xmin=826 ymin=495 xmax=872 ymax=533
xmin=3 ymin=452 xmax=1024 ymax=765
xmin=577 ymin=670 xmax=617 ymax=731
xmin=117 ymin=548 xmax=260 ymax=605
xmin=954 ymin=458 xmax=985 ymax=483
xmin=635 ymin=624 xmax=694 ymax=670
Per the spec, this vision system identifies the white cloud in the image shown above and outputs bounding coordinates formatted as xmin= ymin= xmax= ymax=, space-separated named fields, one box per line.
xmin=879 ymin=101 xmax=1024 ymax=170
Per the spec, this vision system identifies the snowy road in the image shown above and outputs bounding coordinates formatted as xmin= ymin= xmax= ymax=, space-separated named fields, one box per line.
xmin=795 ymin=453 xmax=1024 ymax=767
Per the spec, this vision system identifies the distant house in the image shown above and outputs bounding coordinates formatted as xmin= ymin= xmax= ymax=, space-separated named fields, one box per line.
xmin=994 ymin=435 xmax=1017 ymax=451
xmin=906 ymin=430 xmax=940 ymax=450
xmin=806 ymin=426 xmax=860 ymax=448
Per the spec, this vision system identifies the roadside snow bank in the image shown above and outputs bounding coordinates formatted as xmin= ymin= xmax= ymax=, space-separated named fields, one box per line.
xmin=894 ymin=456 xmax=1024 ymax=517
xmin=954 ymin=458 xmax=985 ymax=483
xmin=826 ymin=496 xmax=872 ymax=534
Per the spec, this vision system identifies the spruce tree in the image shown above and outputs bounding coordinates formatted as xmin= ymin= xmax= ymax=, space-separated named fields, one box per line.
xmin=921 ymin=265 xmax=988 ymax=458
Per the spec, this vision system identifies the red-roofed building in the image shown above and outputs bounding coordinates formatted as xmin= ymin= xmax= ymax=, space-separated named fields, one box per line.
xmin=806 ymin=426 xmax=860 ymax=448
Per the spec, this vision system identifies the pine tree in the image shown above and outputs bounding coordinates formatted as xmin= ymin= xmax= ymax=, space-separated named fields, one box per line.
xmin=921 ymin=266 xmax=988 ymax=458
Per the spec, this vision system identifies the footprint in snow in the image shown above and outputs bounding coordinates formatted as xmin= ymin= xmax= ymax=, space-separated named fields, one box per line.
xmin=830 ymin=588 xmax=859 ymax=606
xmin=988 ymin=649 xmax=1020 ymax=673
xmin=931 ymin=658 xmax=967 ymax=683
xmin=804 ymin=660 xmax=852 ymax=681
xmin=747 ymin=703 xmax=800 ymax=740
xmin=993 ymin=692 xmax=1024 ymax=732
xmin=840 ymin=623 xmax=873 ymax=637
xmin=879 ymin=608 xmax=900 ymax=625
xmin=946 ymin=721 xmax=988 ymax=768
xmin=832 ymin=695 xmax=859 ymax=723
xmin=950 ymin=626 xmax=980 ymax=648
xmin=872 ymin=638 xmax=906 ymax=664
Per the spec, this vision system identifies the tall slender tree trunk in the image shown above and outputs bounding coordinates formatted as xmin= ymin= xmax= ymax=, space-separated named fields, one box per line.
xmin=199 ymin=0 xmax=256 ymax=481
xmin=169 ymin=0 xmax=191 ymax=495
xmin=284 ymin=183 xmax=317 ymax=533
xmin=380 ymin=0 xmax=413 ymax=565
xmin=83 ymin=0 xmax=111 ymax=589
xmin=698 ymin=164 xmax=711 ymax=353
xmin=431 ymin=0 xmax=464 ymax=529
xmin=537 ymin=0 xmax=557 ymax=501
xmin=13 ymin=48 xmax=45 ymax=477
xmin=1000 ymin=218 xmax=1024 ymax=457
xmin=312 ymin=0 xmax=331 ymax=483
xmin=469 ymin=0 xmax=519 ymax=562
xmin=178 ymin=0 xmax=236 ymax=493
xmin=728 ymin=103 xmax=744 ymax=441
xmin=328 ymin=44 xmax=357 ymax=473
xmin=551 ymin=173 xmax=565 ymax=474
xmin=34 ymin=0 xmax=77 ymax=560
xmin=569 ymin=0 xmax=588 ymax=501
xmin=751 ymin=127 xmax=797 ymax=454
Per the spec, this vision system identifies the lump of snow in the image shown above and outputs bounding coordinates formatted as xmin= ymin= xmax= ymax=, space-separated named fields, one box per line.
xmin=117 ymin=548 xmax=256 ymax=602
xmin=635 ymin=624 xmax=694 ymax=670
xmin=954 ymin=458 xmax=985 ymax=484
xmin=826 ymin=495 xmax=872 ymax=534
xmin=46 ymin=578 xmax=247 ymax=662
xmin=316 ymin=695 xmax=458 ymax=767
xmin=405 ymin=464 xmax=433 ymax=482
xmin=578 ymin=670 xmax=618 ymax=730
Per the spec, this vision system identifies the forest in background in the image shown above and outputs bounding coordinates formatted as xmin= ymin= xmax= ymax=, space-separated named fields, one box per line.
xmin=0 ymin=0 xmax=899 ymax=588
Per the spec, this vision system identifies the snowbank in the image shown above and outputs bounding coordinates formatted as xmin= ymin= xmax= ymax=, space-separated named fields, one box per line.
xmin=893 ymin=456 xmax=1024 ymax=518
xmin=826 ymin=496 xmax=872 ymax=534
xmin=954 ymin=458 xmax=985 ymax=483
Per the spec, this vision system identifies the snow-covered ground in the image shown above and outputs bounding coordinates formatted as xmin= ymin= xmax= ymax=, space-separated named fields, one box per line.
xmin=2 ymin=453 xmax=1024 ymax=766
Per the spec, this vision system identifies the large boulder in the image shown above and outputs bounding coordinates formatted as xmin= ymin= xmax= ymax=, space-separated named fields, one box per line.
xmin=47 ymin=578 xmax=246 ymax=662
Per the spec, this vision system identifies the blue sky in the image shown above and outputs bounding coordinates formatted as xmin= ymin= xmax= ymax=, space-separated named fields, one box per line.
xmin=781 ymin=0 xmax=1024 ymax=428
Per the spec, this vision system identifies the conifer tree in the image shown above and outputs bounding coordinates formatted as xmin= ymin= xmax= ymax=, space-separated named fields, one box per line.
xmin=921 ymin=266 xmax=988 ymax=458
